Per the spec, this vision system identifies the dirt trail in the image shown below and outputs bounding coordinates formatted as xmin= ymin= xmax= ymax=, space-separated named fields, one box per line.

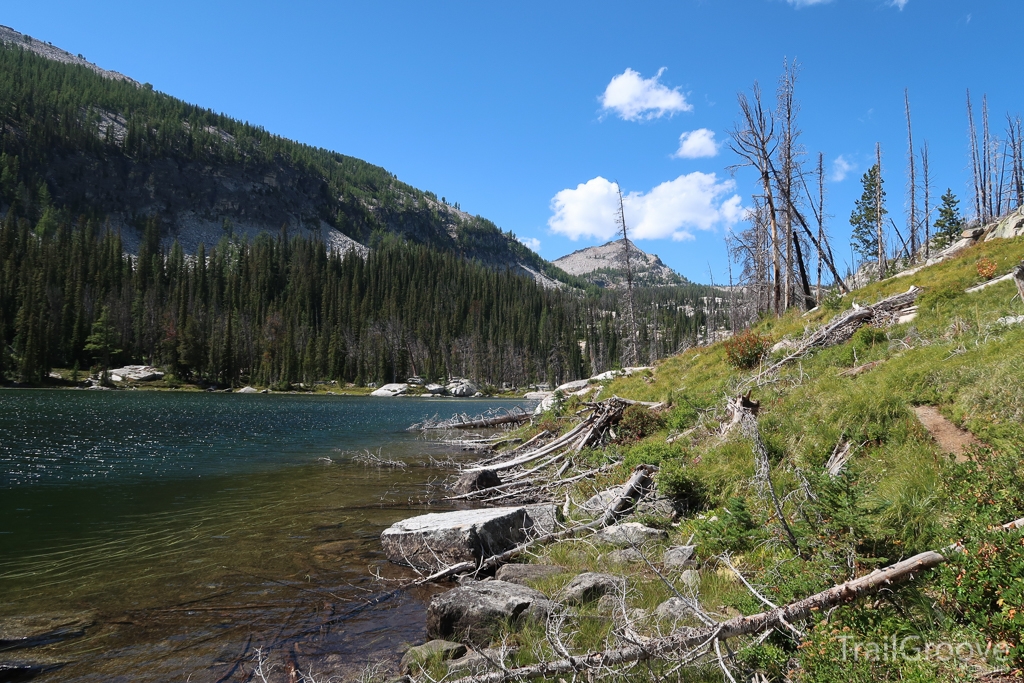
xmin=913 ymin=406 xmax=981 ymax=462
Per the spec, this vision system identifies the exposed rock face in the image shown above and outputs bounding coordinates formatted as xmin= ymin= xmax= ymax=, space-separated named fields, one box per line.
xmin=553 ymin=239 xmax=685 ymax=289
xmin=370 ymin=383 xmax=408 ymax=397
xmin=494 ymin=564 xmax=564 ymax=585
xmin=453 ymin=469 xmax=502 ymax=495
xmin=985 ymin=205 xmax=1024 ymax=241
xmin=108 ymin=365 xmax=164 ymax=382
xmin=556 ymin=572 xmax=622 ymax=604
xmin=399 ymin=640 xmax=467 ymax=674
xmin=592 ymin=523 xmax=668 ymax=547
xmin=381 ymin=507 xmax=530 ymax=571
xmin=426 ymin=580 xmax=552 ymax=646
xmin=663 ymin=545 xmax=697 ymax=570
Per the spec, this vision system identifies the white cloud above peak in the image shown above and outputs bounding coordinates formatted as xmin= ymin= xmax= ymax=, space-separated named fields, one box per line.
xmin=831 ymin=155 xmax=855 ymax=182
xmin=517 ymin=236 xmax=541 ymax=252
xmin=600 ymin=68 xmax=692 ymax=121
xmin=673 ymin=128 xmax=719 ymax=159
xmin=548 ymin=175 xmax=742 ymax=243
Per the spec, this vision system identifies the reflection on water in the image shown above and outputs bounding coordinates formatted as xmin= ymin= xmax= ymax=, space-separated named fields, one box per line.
xmin=0 ymin=391 xmax=522 ymax=681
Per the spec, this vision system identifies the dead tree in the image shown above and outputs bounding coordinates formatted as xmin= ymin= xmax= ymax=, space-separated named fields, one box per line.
xmin=617 ymin=186 xmax=640 ymax=366
xmin=876 ymin=143 xmax=886 ymax=279
xmin=921 ymin=142 xmax=932 ymax=260
xmin=968 ymin=90 xmax=985 ymax=223
xmin=905 ymin=89 xmax=918 ymax=258
xmin=1008 ymin=114 xmax=1024 ymax=209
xmin=730 ymin=83 xmax=783 ymax=316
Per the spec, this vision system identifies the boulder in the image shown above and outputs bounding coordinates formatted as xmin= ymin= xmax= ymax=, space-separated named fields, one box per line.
xmin=427 ymin=580 xmax=552 ymax=646
xmin=406 ymin=376 xmax=425 ymax=386
xmin=523 ymin=503 xmax=563 ymax=536
xmin=770 ymin=339 xmax=800 ymax=354
xmin=236 ymin=386 xmax=258 ymax=394
xmin=592 ymin=522 xmax=668 ymax=547
xmin=985 ymin=207 xmax=1024 ymax=241
xmin=555 ymin=379 xmax=590 ymax=393
xmin=578 ymin=486 xmax=626 ymax=517
xmin=370 ymin=383 xmax=408 ymax=397
xmin=381 ymin=507 xmax=530 ymax=571
xmin=494 ymin=564 xmax=564 ymax=585
xmin=636 ymin=496 xmax=679 ymax=520
xmin=453 ymin=469 xmax=501 ymax=495
xmin=680 ymin=569 xmax=700 ymax=590
xmin=663 ymin=545 xmax=697 ymax=570
xmin=532 ymin=393 xmax=558 ymax=415
xmin=399 ymin=640 xmax=467 ymax=674
xmin=556 ymin=572 xmax=622 ymax=604
xmin=107 ymin=365 xmax=164 ymax=381
xmin=448 ymin=380 xmax=479 ymax=397
xmin=425 ymin=383 xmax=447 ymax=395
xmin=523 ymin=390 xmax=553 ymax=401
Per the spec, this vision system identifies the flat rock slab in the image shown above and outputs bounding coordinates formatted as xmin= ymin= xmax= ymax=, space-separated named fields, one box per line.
xmin=913 ymin=406 xmax=981 ymax=462
xmin=427 ymin=580 xmax=552 ymax=647
xmin=381 ymin=507 xmax=529 ymax=571
xmin=557 ymin=572 xmax=622 ymax=604
xmin=0 ymin=613 xmax=95 ymax=650
xmin=494 ymin=564 xmax=564 ymax=585
xmin=592 ymin=522 xmax=668 ymax=547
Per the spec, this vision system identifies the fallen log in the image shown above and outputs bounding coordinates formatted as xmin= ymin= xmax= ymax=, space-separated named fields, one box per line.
xmin=435 ymin=551 xmax=947 ymax=683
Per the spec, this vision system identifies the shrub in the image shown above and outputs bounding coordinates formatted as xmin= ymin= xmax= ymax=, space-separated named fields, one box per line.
xmin=658 ymin=461 xmax=708 ymax=513
xmin=724 ymin=330 xmax=772 ymax=369
xmin=622 ymin=441 xmax=684 ymax=470
xmin=615 ymin=404 xmax=665 ymax=443
xmin=976 ymin=256 xmax=998 ymax=280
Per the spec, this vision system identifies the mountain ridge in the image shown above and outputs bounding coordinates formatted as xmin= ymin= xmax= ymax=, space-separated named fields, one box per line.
xmin=552 ymin=238 xmax=687 ymax=288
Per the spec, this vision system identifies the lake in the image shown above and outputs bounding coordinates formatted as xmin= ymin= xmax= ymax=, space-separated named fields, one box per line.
xmin=0 ymin=389 xmax=529 ymax=682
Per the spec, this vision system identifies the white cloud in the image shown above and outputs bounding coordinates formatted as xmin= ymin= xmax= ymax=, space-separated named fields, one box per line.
xmin=600 ymin=68 xmax=692 ymax=121
xmin=547 ymin=174 xmax=743 ymax=243
xmin=787 ymin=0 xmax=832 ymax=6
xmin=891 ymin=0 xmax=908 ymax=8
xmin=831 ymin=155 xmax=855 ymax=182
xmin=517 ymin=236 xmax=541 ymax=252
xmin=673 ymin=128 xmax=719 ymax=159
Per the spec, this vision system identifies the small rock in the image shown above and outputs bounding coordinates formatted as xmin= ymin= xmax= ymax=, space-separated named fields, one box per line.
xmin=427 ymin=580 xmax=552 ymax=646
xmin=961 ymin=227 xmax=984 ymax=239
xmin=655 ymin=597 xmax=695 ymax=621
xmin=592 ymin=522 xmax=668 ymax=547
xmin=399 ymin=640 xmax=467 ymax=675
xmin=605 ymin=548 xmax=644 ymax=565
xmin=494 ymin=564 xmax=564 ymax=585
xmin=453 ymin=469 xmax=501 ymax=494
xmin=770 ymin=339 xmax=800 ymax=354
xmin=996 ymin=315 xmax=1024 ymax=326
xmin=663 ymin=545 xmax=697 ymax=570
xmin=680 ymin=569 xmax=700 ymax=590
xmin=556 ymin=572 xmax=622 ymax=604
xmin=596 ymin=593 xmax=619 ymax=614
xmin=447 ymin=647 xmax=517 ymax=675
xmin=635 ymin=496 xmax=678 ymax=520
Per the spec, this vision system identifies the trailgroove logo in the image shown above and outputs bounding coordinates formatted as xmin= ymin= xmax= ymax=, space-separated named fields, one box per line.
xmin=838 ymin=635 xmax=1011 ymax=663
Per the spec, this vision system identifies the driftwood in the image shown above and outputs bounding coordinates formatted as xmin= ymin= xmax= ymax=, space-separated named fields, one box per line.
xmin=437 ymin=551 xmax=947 ymax=683
xmin=412 ymin=407 xmax=530 ymax=431
xmin=757 ymin=286 xmax=922 ymax=380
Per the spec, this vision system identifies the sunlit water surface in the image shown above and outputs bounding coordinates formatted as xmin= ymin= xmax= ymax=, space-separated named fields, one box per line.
xmin=0 ymin=390 xmax=527 ymax=681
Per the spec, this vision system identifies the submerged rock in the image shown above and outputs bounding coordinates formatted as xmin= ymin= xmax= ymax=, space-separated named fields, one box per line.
xmin=0 ymin=612 xmax=94 ymax=650
xmin=381 ymin=507 xmax=530 ymax=571
xmin=427 ymin=580 xmax=552 ymax=646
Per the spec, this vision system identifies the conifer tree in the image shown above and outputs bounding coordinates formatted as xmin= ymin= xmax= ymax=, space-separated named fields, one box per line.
xmin=849 ymin=164 xmax=886 ymax=262
xmin=932 ymin=189 xmax=964 ymax=248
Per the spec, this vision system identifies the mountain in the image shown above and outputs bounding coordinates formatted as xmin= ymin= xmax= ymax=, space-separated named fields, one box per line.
xmin=552 ymin=239 xmax=686 ymax=288
xmin=0 ymin=26 xmax=569 ymax=288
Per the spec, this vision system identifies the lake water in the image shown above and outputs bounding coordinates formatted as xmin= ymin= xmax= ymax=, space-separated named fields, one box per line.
xmin=0 ymin=390 xmax=529 ymax=682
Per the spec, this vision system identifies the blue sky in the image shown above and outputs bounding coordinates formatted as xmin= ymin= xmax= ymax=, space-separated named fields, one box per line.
xmin=4 ymin=1 xmax=1021 ymax=282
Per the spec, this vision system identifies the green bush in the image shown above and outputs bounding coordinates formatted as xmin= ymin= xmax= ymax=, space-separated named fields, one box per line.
xmin=616 ymin=404 xmax=665 ymax=443
xmin=724 ymin=329 xmax=773 ymax=369
xmin=702 ymin=496 xmax=762 ymax=553
xmin=622 ymin=441 xmax=685 ymax=470
xmin=657 ymin=461 xmax=708 ymax=513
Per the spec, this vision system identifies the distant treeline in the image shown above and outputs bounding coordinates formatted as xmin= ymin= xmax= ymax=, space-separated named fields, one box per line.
xmin=0 ymin=209 xmax=719 ymax=387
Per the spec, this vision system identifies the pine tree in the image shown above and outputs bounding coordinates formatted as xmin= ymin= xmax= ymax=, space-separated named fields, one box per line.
xmin=84 ymin=305 xmax=121 ymax=373
xmin=849 ymin=164 xmax=886 ymax=262
xmin=932 ymin=189 xmax=963 ymax=248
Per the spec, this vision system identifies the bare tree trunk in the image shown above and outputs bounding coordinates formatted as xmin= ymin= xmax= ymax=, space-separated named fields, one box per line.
xmin=1009 ymin=114 xmax=1024 ymax=209
xmin=876 ymin=143 xmax=886 ymax=279
xmin=816 ymin=152 xmax=825 ymax=303
xmin=905 ymin=89 xmax=918 ymax=259
xmin=616 ymin=187 xmax=639 ymax=366
xmin=983 ymin=94 xmax=993 ymax=221
xmin=968 ymin=90 xmax=984 ymax=223
xmin=922 ymin=142 xmax=932 ymax=260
